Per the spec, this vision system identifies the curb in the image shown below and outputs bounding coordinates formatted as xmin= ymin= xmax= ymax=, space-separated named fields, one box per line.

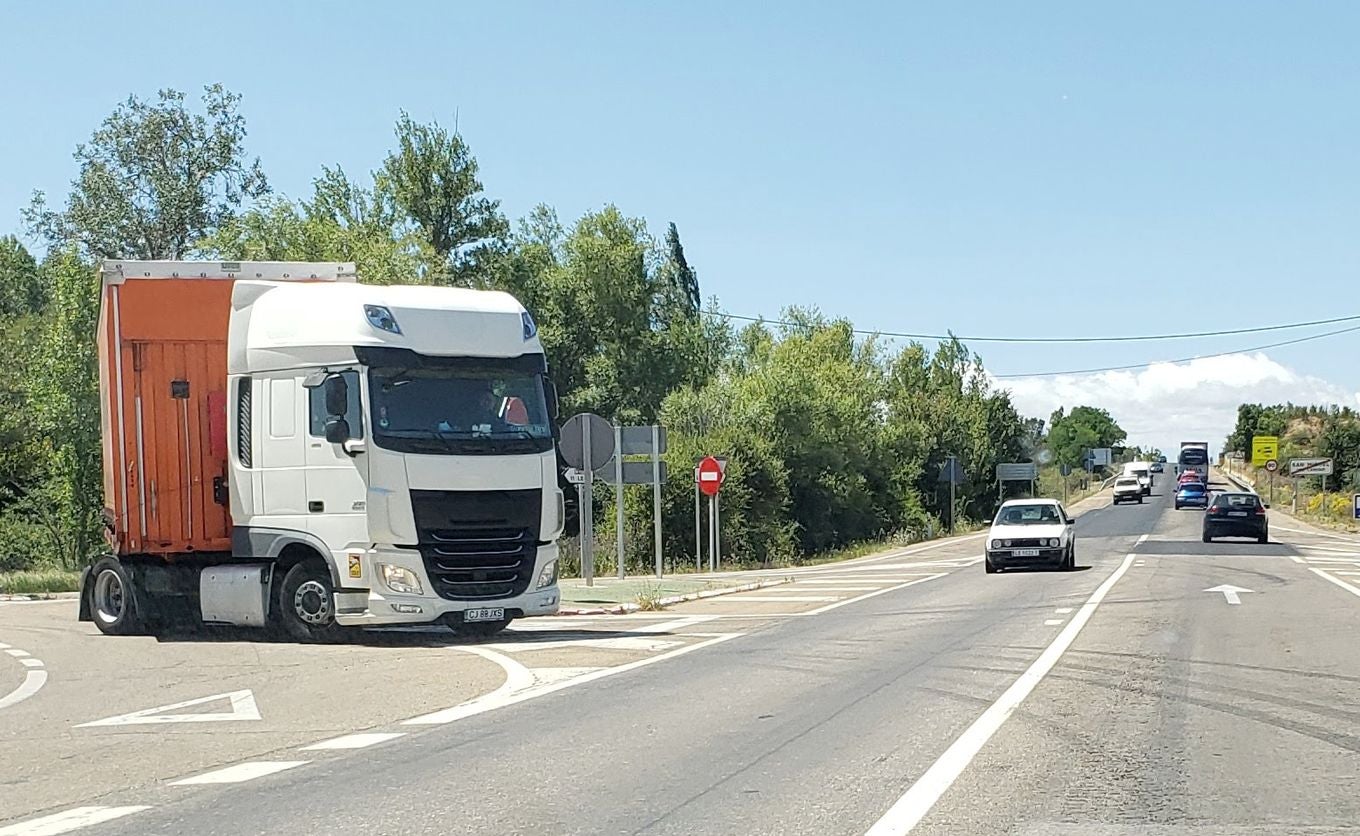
xmin=0 ymin=591 xmax=79 ymax=602
xmin=555 ymin=577 xmax=794 ymax=616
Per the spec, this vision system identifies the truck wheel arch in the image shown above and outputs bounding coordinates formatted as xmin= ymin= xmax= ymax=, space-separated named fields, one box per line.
xmin=233 ymin=527 xmax=344 ymax=588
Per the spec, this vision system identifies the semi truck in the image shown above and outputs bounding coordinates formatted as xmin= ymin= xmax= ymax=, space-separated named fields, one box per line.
xmin=81 ymin=260 xmax=564 ymax=640
xmin=1177 ymin=441 xmax=1210 ymax=482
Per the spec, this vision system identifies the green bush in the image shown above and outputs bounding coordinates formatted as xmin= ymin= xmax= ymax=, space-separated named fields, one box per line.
xmin=0 ymin=513 xmax=52 ymax=572
xmin=0 ymin=568 xmax=81 ymax=595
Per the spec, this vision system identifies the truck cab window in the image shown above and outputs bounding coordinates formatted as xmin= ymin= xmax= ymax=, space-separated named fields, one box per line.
xmin=308 ymin=370 xmax=364 ymax=438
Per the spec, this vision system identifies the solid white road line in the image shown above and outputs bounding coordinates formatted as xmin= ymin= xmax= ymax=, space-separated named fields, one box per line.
xmin=301 ymin=732 xmax=406 ymax=751
xmin=170 ymin=761 xmax=308 ymax=786
xmin=403 ymin=633 xmax=740 ymax=726
xmin=1310 ymin=568 xmax=1360 ymax=599
xmin=802 ymin=574 xmax=949 ymax=617
xmin=710 ymin=595 xmax=841 ymax=602
xmin=864 ymin=554 xmax=1136 ymax=836
xmin=0 ymin=805 xmax=152 ymax=836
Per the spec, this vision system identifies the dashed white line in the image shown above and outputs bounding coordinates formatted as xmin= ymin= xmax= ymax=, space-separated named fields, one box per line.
xmin=733 ymin=595 xmax=841 ymax=602
xmin=170 ymin=760 xmax=308 ymax=786
xmin=864 ymin=554 xmax=1136 ymax=835
xmin=5 ymin=648 xmax=30 ymax=658
xmin=301 ymin=732 xmax=406 ymax=751
xmin=1054 ymin=608 xmax=1073 ymax=614
xmin=0 ymin=805 xmax=151 ymax=835
xmin=19 ymin=658 xmax=43 ymax=668
xmin=1044 ymin=619 xmax=1063 ymax=626
xmin=0 ymin=641 xmax=48 ymax=711
xmin=1136 ymin=534 xmax=1149 ymax=546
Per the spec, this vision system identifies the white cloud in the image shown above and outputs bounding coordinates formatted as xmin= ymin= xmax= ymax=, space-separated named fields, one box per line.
xmin=994 ymin=353 xmax=1360 ymax=456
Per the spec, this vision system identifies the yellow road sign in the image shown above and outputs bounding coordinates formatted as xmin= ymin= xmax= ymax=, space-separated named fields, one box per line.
xmin=1252 ymin=435 xmax=1279 ymax=467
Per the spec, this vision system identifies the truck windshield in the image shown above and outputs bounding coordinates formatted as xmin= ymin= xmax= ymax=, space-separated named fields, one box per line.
xmin=368 ymin=363 xmax=553 ymax=455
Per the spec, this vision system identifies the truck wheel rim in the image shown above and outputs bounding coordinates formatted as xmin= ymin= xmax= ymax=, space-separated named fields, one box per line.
xmin=293 ymin=579 xmax=332 ymax=625
xmin=93 ymin=569 xmax=125 ymax=624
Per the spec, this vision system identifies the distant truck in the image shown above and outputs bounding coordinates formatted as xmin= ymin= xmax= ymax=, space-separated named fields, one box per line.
xmin=81 ymin=261 xmax=564 ymax=640
xmin=1121 ymin=461 xmax=1152 ymax=495
xmin=1177 ymin=441 xmax=1210 ymax=482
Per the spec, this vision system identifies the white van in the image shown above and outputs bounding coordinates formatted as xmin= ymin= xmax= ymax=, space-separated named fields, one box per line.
xmin=1122 ymin=461 xmax=1152 ymax=496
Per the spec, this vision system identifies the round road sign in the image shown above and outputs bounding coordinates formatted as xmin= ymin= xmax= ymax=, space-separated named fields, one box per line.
xmin=559 ymin=413 xmax=614 ymax=471
xmin=697 ymin=455 xmax=725 ymax=496
xmin=1264 ymin=459 xmax=1279 ymax=473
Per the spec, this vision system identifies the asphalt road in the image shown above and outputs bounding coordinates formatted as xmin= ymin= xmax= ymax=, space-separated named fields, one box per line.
xmin=5 ymin=476 xmax=1360 ymax=835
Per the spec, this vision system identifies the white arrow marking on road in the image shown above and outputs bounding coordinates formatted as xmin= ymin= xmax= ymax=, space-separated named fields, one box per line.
xmin=76 ymin=689 xmax=260 ymax=727
xmin=1204 ymin=584 xmax=1254 ymax=605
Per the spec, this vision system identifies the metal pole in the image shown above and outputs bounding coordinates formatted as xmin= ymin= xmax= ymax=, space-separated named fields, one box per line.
xmin=948 ymin=456 xmax=956 ymax=535
xmin=714 ymin=490 xmax=721 ymax=571
xmin=694 ymin=473 xmax=701 ymax=573
xmin=582 ymin=421 xmax=594 ymax=587
xmin=708 ymin=494 xmax=716 ymax=572
xmin=652 ymin=425 xmax=663 ymax=578
xmin=1270 ymin=471 xmax=1275 ymax=507
xmin=615 ymin=425 xmax=625 ymax=580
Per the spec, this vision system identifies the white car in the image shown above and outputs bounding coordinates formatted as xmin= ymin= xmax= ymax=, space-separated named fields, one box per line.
xmin=985 ymin=498 xmax=1077 ymax=574
xmin=1112 ymin=476 xmax=1143 ymax=505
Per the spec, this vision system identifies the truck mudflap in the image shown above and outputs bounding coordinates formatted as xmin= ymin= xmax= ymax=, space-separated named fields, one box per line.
xmin=77 ymin=566 xmax=93 ymax=622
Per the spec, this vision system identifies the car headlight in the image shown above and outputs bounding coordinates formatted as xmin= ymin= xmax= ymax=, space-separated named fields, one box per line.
xmin=989 ymin=539 xmax=999 ymax=549
xmin=379 ymin=563 xmax=423 ymax=595
xmin=536 ymin=559 xmax=558 ymax=590
xmin=1048 ymin=538 xmax=1060 ymax=548
xmin=1003 ymin=539 xmax=1013 ymax=547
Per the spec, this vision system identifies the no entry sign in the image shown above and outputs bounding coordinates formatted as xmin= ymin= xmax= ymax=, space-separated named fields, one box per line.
xmin=696 ymin=455 xmax=725 ymax=496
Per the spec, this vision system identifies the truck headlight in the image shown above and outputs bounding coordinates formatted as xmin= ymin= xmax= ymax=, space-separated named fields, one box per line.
xmin=536 ymin=559 xmax=558 ymax=590
xmin=379 ymin=564 xmax=423 ymax=595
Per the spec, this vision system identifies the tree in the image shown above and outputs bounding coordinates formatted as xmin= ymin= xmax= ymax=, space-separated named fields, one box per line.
xmin=1047 ymin=405 xmax=1126 ymax=468
xmin=660 ymin=222 xmax=700 ymax=317
xmin=0 ymin=236 xmax=44 ymax=316
xmin=380 ymin=112 xmax=508 ymax=286
xmin=24 ymin=84 xmax=268 ymax=259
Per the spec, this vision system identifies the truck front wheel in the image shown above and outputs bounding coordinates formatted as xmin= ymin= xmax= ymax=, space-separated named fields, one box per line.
xmin=89 ymin=557 xmax=143 ymax=636
xmin=278 ymin=560 xmax=346 ymax=643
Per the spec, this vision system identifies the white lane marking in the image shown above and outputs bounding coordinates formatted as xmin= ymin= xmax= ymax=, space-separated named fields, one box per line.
xmin=1136 ymin=534 xmax=1149 ymax=545
xmin=5 ymin=648 xmax=30 ymax=658
xmin=1287 ymin=554 xmax=1306 ymax=564
xmin=788 ymin=585 xmax=882 ymax=591
xmin=1273 ymin=525 xmax=1358 ymax=543
xmin=170 ymin=760 xmax=307 ymax=786
xmin=802 ymin=574 xmax=949 ymax=617
xmin=1054 ymin=608 xmax=1073 ymax=614
xmin=0 ymin=642 xmax=9 ymax=649
xmin=1295 ymin=555 xmax=1360 ymax=563
xmin=1203 ymin=584 xmax=1252 ymax=605
xmin=629 ymin=616 xmax=717 ymax=633
xmin=732 ymin=595 xmax=841 ymax=602
xmin=849 ymin=533 xmax=987 ymax=565
xmin=404 ymin=633 xmax=740 ymax=726
xmin=1044 ymin=619 xmax=1063 ymax=626
xmin=488 ymin=636 xmax=682 ymax=653
xmin=77 ymin=689 xmax=260 ymax=727
xmin=1310 ymin=568 xmax=1360 ymax=599
xmin=0 ymin=640 xmax=48 ymax=711
xmin=19 ymin=658 xmax=43 ymax=668
xmin=301 ymin=732 xmax=406 ymax=751
xmin=1291 ymin=544 xmax=1360 ymax=554
xmin=864 ymin=554 xmax=1136 ymax=835
xmin=0 ymin=805 xmax=152 ymax=835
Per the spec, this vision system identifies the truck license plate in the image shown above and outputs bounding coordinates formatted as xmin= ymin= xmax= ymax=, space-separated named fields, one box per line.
xmin=1015 ymin=549 xmax=1040 ymax=557
xmin=465 ymin=607 xmax=505 ymax=623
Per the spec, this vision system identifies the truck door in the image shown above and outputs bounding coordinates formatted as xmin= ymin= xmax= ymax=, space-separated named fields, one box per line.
xmin=129 ymin=341 xmax=231 ymax=553
xmin=303 ymin=370 xmax=369 ymax=551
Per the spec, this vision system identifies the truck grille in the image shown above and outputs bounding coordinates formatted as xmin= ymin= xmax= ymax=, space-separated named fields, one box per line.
xmin=409 ymin=489 xmax=542 ymax=601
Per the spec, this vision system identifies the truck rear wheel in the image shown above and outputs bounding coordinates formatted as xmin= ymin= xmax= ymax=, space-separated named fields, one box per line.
xmin=278 ymin=560 xmax=346 ymax=643
xmin=89 ymin=557 xmax=143 ymax=636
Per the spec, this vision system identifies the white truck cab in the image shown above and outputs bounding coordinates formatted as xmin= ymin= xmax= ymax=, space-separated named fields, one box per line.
xmin=1122 ymin=461 xmax=1153 ymax=496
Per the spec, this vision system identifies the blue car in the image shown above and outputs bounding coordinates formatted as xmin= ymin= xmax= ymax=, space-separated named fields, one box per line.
xmin=1175 ymin=481 xmax=1209 ymax=510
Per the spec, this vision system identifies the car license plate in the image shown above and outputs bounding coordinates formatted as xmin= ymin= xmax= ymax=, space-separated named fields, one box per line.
xmin=1228 ymin=511 xmax=1247 ymax=517
xmin=1015 ymin=549 xmax=1040 ymax=557
xmin=465 ymin=607 xmax=505 ymax=623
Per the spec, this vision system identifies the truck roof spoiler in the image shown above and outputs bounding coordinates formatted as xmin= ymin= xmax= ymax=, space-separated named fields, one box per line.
xmin=100 ymin=260 xmax=358 ymax=285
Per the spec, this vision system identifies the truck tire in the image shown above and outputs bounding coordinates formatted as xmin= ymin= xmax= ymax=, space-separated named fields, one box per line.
xmin=278 ymin=560 xmax=346 ymax=643
xmin=88 ymin=556 xmax=143 ymax=636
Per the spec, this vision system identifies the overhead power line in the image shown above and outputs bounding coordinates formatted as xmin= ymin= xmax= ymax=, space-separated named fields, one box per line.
xmin=990 ymin=323 xmax=1360 ymax=379
xmin=715 ymin=311 xmax=1360 ymax=344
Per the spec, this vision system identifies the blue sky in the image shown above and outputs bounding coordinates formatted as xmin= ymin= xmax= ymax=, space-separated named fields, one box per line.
xmin=3 ymin=1 xmax=1359 ymax=452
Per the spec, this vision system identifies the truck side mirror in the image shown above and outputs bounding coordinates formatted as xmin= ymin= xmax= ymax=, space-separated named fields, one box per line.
xmin=544 ymin=377 xmax=560 ymax=421
xmin=324 ymin=417 xmax=351 ymax=445
xmin=324 ymin=376 xmax=349 ymax=418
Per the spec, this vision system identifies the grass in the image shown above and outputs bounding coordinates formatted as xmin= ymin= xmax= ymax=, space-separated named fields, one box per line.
xmin=633 ymin=582 xmax=668 ymax=611
xmin=0 ymin=567 xmax=81 ymax=595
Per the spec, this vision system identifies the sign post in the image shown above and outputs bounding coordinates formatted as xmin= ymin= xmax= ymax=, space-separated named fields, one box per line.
xmin=697 ymin=456 xmax=725 ymax=571
xmin=615 ymin=424 xmax=625 ymax=579
xmin=694 ymin=478 xmax=701 ymax=572
xmin=559 ymin=413 xmax=614 ymax=587
xmin=939 ymin=456 xmax=963 ymax=534
xmin=652 ymin=425 xmax=663 ymax=578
